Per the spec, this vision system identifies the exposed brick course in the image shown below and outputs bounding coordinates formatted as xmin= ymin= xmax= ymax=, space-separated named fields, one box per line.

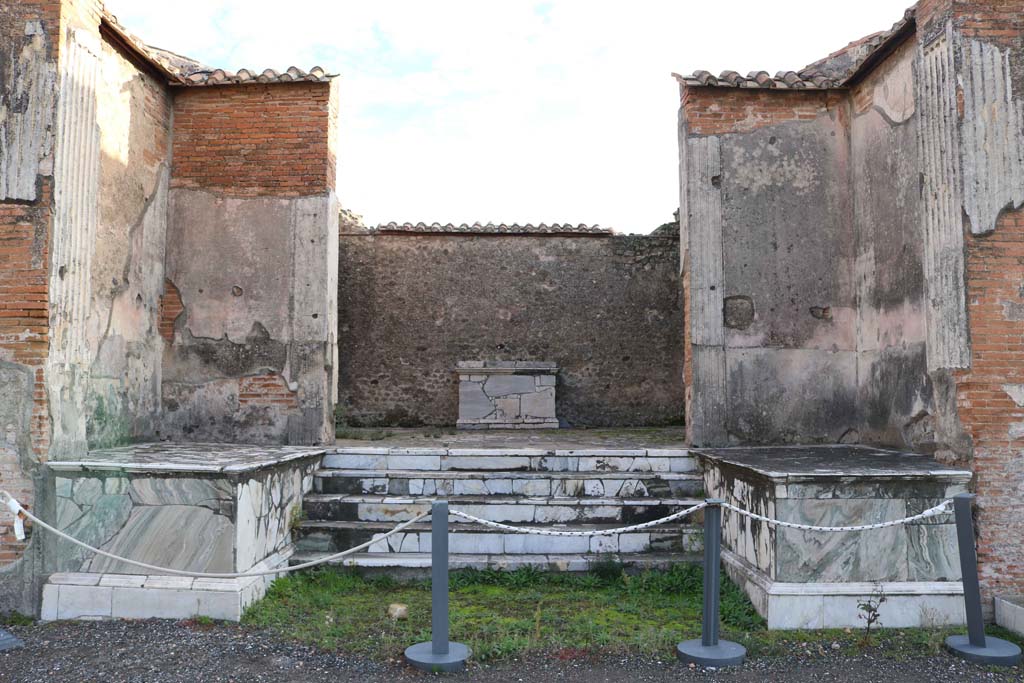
xmin=956 ymin=205 xmax=1024 ymax=601
xmin=681 ymin=88 xmax=842 ymax=136
xmin=170 ymin=82 xmax=335 ymax=196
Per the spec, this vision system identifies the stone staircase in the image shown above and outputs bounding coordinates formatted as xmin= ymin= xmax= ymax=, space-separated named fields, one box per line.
xmin=291 ymin=445 xmax=705 ymax=571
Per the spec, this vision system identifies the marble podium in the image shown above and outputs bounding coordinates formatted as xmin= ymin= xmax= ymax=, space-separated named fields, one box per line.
xmin=40 ymin=443 xmax=323 ymax=621
xmin=696 ymin=445 xmax=972 ymax=629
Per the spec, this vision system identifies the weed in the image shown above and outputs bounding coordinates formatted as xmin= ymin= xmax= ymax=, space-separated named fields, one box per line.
xmin=857 ymin=585 xmax=887 ymax=647
xmin=0 ymin=612 xmax=33 ymax=627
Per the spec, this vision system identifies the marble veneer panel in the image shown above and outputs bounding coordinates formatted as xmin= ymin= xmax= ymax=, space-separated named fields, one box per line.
xmin=47 ymin=445 xmax=322 ymax=575
xmin=698 ymin=445 xmax=971 ymax=584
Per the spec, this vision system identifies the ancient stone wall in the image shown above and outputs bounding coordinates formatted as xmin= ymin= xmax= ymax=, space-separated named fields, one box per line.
xmin=680 ymin=88 xmax=860 ymax=445
xmin=337 ymin=231 xmax=683 ymax=427
xmin=162 ymin=82 xmax=339 ymax=445
xmin=81 ymin=25 xmax=173 ymax=450
xmin=0 ymin=0 xmax=62 ymax=598
xmin=849 ymin=38 xmax=932 ymax=449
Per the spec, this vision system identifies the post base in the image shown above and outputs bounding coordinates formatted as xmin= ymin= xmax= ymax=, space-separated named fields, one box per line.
xmin=0 ymin=629 xmax=23 ymax=652
xmin=676 ymin=639 xmax=746 ymax=667
xmin=945 ymin=635 xmax=1022 ymax=667
xmin=404 ymin=641 xmax=471 ymax=672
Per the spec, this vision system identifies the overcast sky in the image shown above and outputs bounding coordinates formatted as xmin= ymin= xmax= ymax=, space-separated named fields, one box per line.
xmin=105 ymin=0 xmax=909 ymax=234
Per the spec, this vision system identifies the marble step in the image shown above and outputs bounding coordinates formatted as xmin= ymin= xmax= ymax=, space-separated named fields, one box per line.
xmin=314 ymin=469 xmax=703 ymax=498
xmin=323 ymin=448 xmax=696 ymax=474
xmin=288 ymin=551 xmax=700 ymax=573
xmin=294 ymin=520 xmax=702 ymax=556
xmin=303 ymin=493 xmax=704 ymax=525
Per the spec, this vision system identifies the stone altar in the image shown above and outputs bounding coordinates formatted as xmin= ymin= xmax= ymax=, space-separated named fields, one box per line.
xmin=696 ymin=445 xmax=972 ymax=629
xmin=40 ymin=443 xmax=324 ymax=621
xmin=456 ymin=361 xmax=558 ymax=429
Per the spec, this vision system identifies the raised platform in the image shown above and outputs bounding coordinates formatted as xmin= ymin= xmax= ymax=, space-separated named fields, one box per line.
xmin=294 ymin=428 xmax=700 ymax=571
xmin=996 ymin=595 xmax=1024 ymax=637
xmin=41 ymin=443 xmax=324 ymax=622
xmin=695 ymin=445 xmax=972 ymax=629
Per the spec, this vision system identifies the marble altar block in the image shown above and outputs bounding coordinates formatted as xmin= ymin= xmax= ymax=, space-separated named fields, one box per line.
xmin=695 ymin=445 xmax=972 ymax=630
xmin=40 ymin=443 xmax=324 ymax=621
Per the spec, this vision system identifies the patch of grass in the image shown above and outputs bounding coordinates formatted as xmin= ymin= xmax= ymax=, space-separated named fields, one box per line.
xmin=243 ymin=565 xmax=1024 ymax=665
xmin=243 ymin=565 xmax=763 ymax=661
xmin=335 ymin=427 xmax=393 ymax=441
xmin=0 ymin=612 xmax=33 ymax=627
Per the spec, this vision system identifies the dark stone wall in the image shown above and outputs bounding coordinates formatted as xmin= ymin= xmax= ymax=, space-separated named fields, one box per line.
xmin=337 ymin=232 xmax=684 ymax=427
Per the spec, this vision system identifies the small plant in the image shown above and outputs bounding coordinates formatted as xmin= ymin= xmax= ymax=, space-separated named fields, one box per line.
xmin=857 ymin=585 xmax=887 ymax=646
xmin=288 ymin=503 xmax=306 ymax=533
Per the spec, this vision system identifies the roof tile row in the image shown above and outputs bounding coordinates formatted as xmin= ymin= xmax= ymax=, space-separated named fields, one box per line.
xmin=675 ymin=8 xmax=915 ymax=90
xmin=375 ymin=222 xmax=613 ymax=235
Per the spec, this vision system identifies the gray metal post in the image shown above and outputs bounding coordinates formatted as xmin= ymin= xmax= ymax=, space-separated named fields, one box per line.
xmin=405 ymin=500 xmax=471 ymax=672
xmin=702 ymin=501 xmax=721 ymax=647
xmin=945 ymin=493 xmax=1021 ymax=666
xmin=677 ymin=499 xmax=746 ymax=667
xmin=431 ymin=500 xmax=450 ymax=655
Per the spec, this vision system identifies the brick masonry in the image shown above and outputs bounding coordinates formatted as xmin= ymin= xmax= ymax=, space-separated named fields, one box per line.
xmin=956 ymin=206 xmax=1024 ymax=601
xmin=170 ymin=82 xmax=336 ymax=197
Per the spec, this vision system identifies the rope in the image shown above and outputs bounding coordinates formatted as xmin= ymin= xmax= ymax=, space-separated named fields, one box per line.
xmin=0 ymin=489 xmax=427 ymax=579
xmin=0 ymin=488 xmax=956 ymax=580
xmin=719 ymin=499 xmax=953 ymax=532
xmin=449 ymin=502 xmax=709 ymax=536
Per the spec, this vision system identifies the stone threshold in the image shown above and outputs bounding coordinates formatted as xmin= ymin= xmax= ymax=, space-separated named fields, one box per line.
xmin=723 ymin=549 xmax=966 ymax=630
xmin=40 ymin=549 xmax=291 ymax=622
xmin=996 ymin=596 xmax=1024 ymax=636
xmin=316 ymin=469 xmax=701 ymax=480
xmin=304 ymin=493 xmax=702 ymax=506
xmin=330 ymin=446 xmax=691 ymax=457
xmin=290 ymin=551 xmax=699 ymax=572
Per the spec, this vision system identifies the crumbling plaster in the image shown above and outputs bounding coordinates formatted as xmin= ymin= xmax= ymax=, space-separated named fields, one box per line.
xmin=162 ymin=189 xmax=338 ymax=444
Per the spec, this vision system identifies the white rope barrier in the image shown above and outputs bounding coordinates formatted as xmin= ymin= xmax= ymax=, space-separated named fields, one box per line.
xmin=0 ymin=490 xmax=427 ymax=579
xmin=449 ymin=501 xmax=710 ymax=536
xmin=0 ymin=489 xmax=956 ymax=580
xmin=720 ymin=499 xmax=953 ymax=532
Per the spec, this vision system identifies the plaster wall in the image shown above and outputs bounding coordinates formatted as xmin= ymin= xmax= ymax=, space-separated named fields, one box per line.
xmin=336 ymin=231 xmax=684 ymax=428
xmin=83 ymin=30 xmax=172 ymax=450
xmin=850 ymin=39 xmax=933 ymax=449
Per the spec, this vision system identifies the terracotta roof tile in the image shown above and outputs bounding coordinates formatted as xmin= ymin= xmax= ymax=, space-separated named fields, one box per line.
xmin=674 ymin=8 xmax=914 ymax=91
xmin=100 ymin=8 xmax=336 ymax=87
xmin=375 ymin=222 xmax=614 ymax=235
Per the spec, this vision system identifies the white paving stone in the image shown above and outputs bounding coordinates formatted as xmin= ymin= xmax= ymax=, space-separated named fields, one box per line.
xmin=111 ymin=587 xmax=200 ymax=620
xmin=98 ymin=574 xmax=147 ymax=588
xmin=40 ymin=584 xmax=59 ymax=621
xmin=58 ymin=585 xmax=113 ymax=619
xmin=49 ymin=572 xmax=102 ymax=586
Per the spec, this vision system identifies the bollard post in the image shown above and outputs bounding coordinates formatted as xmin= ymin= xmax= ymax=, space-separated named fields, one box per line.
xmin=676 ymin=499 xmax=746 ymax=667
xmin=945 ymin=493 xmax=1021 ymax=666
xmin=404 ymin=500 xmax=471 ymax=672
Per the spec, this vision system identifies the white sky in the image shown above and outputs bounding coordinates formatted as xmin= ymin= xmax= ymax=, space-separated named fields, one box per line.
xmin=105 ymin=0 xmax=910 ymax=234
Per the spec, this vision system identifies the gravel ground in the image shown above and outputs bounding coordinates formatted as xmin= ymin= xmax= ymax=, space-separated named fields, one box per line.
xmin=0 ymin=620 xmax=1021 ymax=683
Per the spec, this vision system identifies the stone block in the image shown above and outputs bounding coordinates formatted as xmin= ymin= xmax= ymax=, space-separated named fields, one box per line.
xmin=196 ymin=590 xmax=242 ymax=621
xmin=40 ymin=584 xmax=59 ymax=621
xmin=111 ymin=587 xmax=200 ymax=620
xmin=58 ymin=585 xmax=113 ymax=619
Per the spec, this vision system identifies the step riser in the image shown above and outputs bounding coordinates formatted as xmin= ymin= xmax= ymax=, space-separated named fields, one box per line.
xmin=295 ymin=528 xmax=701 ymax=556
xmin=322 ymin=453 xmax=697 ymax=474
xmin=315 ymin=475 xmax=701 ymax=498
xmin=288 ymin=553 xmax=699 ymax=574
xmin=304 ymin=500 xmax=692 ymax=525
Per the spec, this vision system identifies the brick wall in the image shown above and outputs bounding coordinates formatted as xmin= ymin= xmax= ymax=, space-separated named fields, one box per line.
xmin=682 ymin=88 xmax=843 ymax=136
xmin=239 ymin=372 xmax=299 ymax=409
xmin=955 ymin=205 xmax=1024 ymax=601
xmin=0 ymin=0 xmax=61 ymax=567
xmin=170 ymin=82 xmax=335 ymax=196
xmin=0 ymin=182 xmax=51 ymax=562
